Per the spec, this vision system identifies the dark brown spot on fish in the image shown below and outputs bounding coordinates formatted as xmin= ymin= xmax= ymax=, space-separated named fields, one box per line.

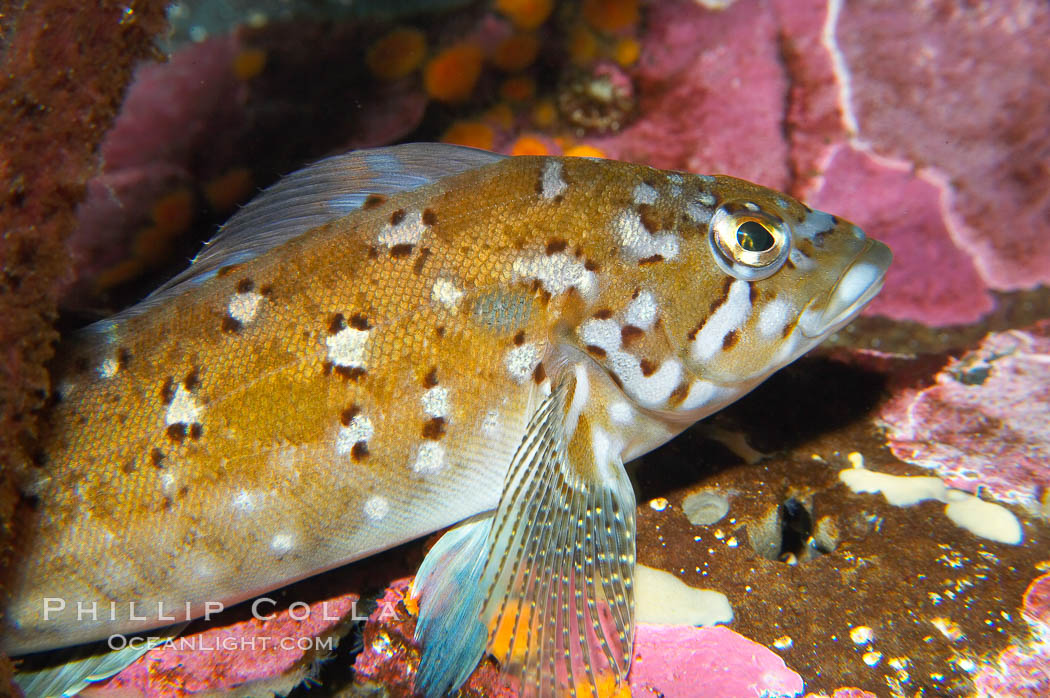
xmin=533 ymin=362 xmax=547 ymax=384
xmin=785 ymin=258 xmax=796 ymax=270
xmin=260 ymin=284 xmax=273 ymax=296
xmin=710 ymin=277 xmax=733 ymax=314
xmin=593 ymin=308 xmax=614 ymax=320
xmin=351 ymin=441 xmax=369 ymax=461
xmin=413 ymin=247 xmax=432 ymax=274
xmin=122 ymin=460 xmax=136 ymax=474
xmin=513 ymin=330 xmax=526 ymax=346
xmin=422 ymin=417 xmax=447 ymax=440
xmin=423 ymin=367 xmax=439 ymax=388
xmin=236 ymin=278 xmax=254 ymax=294
xmin=117 ymin=347 xmax=131 ymax=370
xmin=217 ymin=265 xmax=238 ymax=277
xmin=340 ymin=405 xmax=361 ymax=425
xmin=638 ymin=254 xmax=664 ymax=266
xmin=585 ymin=344 xmax=607 ymax=358
xmin=668 ymin=381 xmax=689 ymax=406
xmin=390 ymin=209 xmax=406 ymax=226
xmin=222 ymin=315 xmax=243 ymax=333
xmin=363 ymin=194 xmax=386 ymax=209
xmin=162 ymin=496 xmax=173 ymax=511
xmin=189 ymin=423 xmax=203 ymax=440
xmin=435 ymin=325 xmax=446 ymax=338
xmin=640 ymin=359 xmax=657 ymax=377
xmin=584 ymin=258 xmax=600 ymax=272
xmin=334 ymin=365 xmax=367 ymax=381
xmin=160 ymin=377 xmax=175 ymax=404
xmin=328 ymin=313 xmax=347 ymax=335
xmin=574 ymin=245 xmax=583 ymax=257
xmin=637 ymin=203 xmax=660 ymax=233
xmin=367 ymin=246 xmax=380 ymax=259
xmin=322 ymin=360 xmax=333 ymax=376
xmin=687 ymin=322 xmax=703 ymax=341
xmin=422 ymin=208 xmax=438 ymax=226
xmin=349 ymin=313 xmax=371 ymax=331
xmin=151 ymin=448 xmax=165 ymax=468
xmin=546 ymin=238 xmax=568 ymax=255
xmin=390 ymin=243 xmax=414 ymax=258
xmin=166 ymin=423 xmax=187 ymax=442
xmin=722 ymin=330 xmax=739 ymax=350
xmin=184 ymin=367 xmax=200 ymax=392
xmin=621 ymin=325 xmax=644 ymax=344
xmin=748 ymin=283 xmax=757 ymax=305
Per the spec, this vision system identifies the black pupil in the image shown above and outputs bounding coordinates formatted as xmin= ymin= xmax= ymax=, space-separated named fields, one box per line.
xmin=737 ymin=221 xmax=775 ymax=252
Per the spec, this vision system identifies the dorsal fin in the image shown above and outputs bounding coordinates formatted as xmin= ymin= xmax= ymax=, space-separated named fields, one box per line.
xmin=86 ymin=143 xmax=505 ymax=332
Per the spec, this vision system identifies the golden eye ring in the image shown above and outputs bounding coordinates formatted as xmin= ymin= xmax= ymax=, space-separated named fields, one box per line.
xmin=708 ymin=202 xmax=791 ymax=280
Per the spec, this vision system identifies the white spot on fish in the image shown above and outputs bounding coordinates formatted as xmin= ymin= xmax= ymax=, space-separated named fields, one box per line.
xmin=612 ymin=209 xmax=680 ymax=261
xmin=431 ymin=277 xmax=464 ymax=310
xmin=758 ymin=298 xmax=795 ymax=338
xmin=686 ymin=202 xmax=713 ymax=225
xmin=690 ymin=280 xmax=751 ymax=363
xmin=422 ymin=386 xmax=450 ymax=419
xmin=337 ymin=415 xmax=374 ymax=454
xmin=625 ymin=290 xmax=659 ymax=330
xmin=632 ymin=182 xmax=659 ymax=205
xmin=789 ymin=248 xmax=816 ymax=272
xmin=165 ymin=385 xmax=202 ymax=426
xmin=232 ymin=489 xmax=258 ymax=512
xmin=608 ymin=401 xmax=635 ymax=425
xmin=512 ymin=253 xmax=597 ymax=300
xmin=98 ymin=357 xmax=118 ymax=379
xmin=541 ymin=160 xmax=568 ymax=200
xmin=697 ymin=191 xmax=716 ymax=207
xmin=608 ymin=354 xmax=683 ymax=408
xmin=364 ymin=495 xmax=390 ymax=522
xmin=680 ymin=379 xmax=735 ymax=411
xmin=377 ymin=209 xmax=428 ymax=247
xmin=504 ymin=343 xmax=543 ymax=383
xmin=565 ymin=362 xmax=590 ymax=440
xmin=271 ymin=533 xmax=295 ymax=555
xmin=579 ymin=317 xmax=621 ymax=353
xmin=228 ymin=291 xmax=264 ymax=325
xmin=326 ymin=326 xmax=370 ymax=369
xmin=413 ymin=441 xmax=446 ymax=474
xmin=794 ymin=209 xmax=835 ymax=241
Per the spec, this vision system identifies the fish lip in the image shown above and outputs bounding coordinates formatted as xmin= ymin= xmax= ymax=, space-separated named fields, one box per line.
xmin=799 ymin=239 xmax=892 ymax=339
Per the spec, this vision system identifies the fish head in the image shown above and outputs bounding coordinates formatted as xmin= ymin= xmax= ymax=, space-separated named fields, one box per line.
xmin=661 ymin=174 xmax=892 ymax=418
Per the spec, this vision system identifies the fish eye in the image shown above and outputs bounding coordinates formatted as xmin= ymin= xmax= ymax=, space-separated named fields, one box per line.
xmin=708 ymin=202 xmax=791 ymax=280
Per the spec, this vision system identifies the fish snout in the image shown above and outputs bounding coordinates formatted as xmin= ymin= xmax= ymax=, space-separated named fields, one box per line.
xmin=799 ymin=238 xmax=892 ymax=338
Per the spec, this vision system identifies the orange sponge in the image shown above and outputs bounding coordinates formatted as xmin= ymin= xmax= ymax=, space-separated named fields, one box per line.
xmin=495 ymin=0 xmax=554 ymax=30
xmin=442 ymin=121 xmax=495 ymax=150
xmin=582 ymin=0 xmax=640 ymax=33
xmin=424 ymin=41 xmax=485 ymax=102
xmin=367 ymin=27 xmax=427 ymax=81
xmin=491 ymin=32 xmax=541 ymax=72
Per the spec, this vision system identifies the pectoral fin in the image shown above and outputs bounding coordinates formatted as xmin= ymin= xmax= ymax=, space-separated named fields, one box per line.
xmin=413 ymin=371 xmax=636 ymax=697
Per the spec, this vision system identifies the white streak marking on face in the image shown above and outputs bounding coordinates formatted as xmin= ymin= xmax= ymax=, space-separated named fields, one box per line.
xmin=326 ymin=326 xmax=371 ymax=369
xmin=789 ymin=248 xmax=817 ymax=272
xmin=413 ymin=442 xmax=446 ymax=474
xmin=758 ymin=298 xmax=795 ymax=339
xmin=697 ymin=191 xmax=716 ymax=207
xmin=271 ymin=533 xmax=295 ymax=555
xmin=422 ymin=386 xmax=450 ymax=419
xmin=431 ymin=278 xmax=464 ymax=310
xmin=680 ymin=379 xmax=736 ymax=411
xmin=612 ymin=209 xmax=680 ymax=261
xmin=228 ymin=291 xmax=264 ymax=325
xmin=506 ymin=342 xmax=546 ymax=384
xmin=364 ymin=495 xmax=390 ymax=522
xmin=690 ymin=280 xmax=752 ymax=363
xmin=504 ymin=343 xmax=543 ymax=383
xmin=165 ymin=385 xmax=202 ymax=426
xmin=337 ymin=416 xmax=374 ymax=454
xmin=632 ymin=182 xmax=659 ymax=205
xmin=625 ymin=290 xmax=659 ymax=330
xmin=794 ymin=209 xmax=835 ymax=241
xmin=686 ymin=202 xmax=713 ymax=225
xmin=608 ymin=354 xmax=683 ymax=408
xmin=608 ymin=401 xmax=635 ymax=425
xmin=98 ymin=357 xmax=118 ymax=379
xmin=541 ymin=160 xmax=568 ymax=200
xmin=579 ymin=317 xmax=621 ymax=353
xmin=377 ymin=209 xmax=428 ymax=247
xmin=511 ymin=253 xmax=597 ymax=300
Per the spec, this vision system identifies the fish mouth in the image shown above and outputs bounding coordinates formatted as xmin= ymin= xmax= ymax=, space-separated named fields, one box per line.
xmin=799 ymin=239 xmax=892 ymax=339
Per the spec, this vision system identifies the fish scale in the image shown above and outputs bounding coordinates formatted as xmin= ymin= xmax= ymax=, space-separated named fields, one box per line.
xmin=6 ymin=144 xmax=890 ymax=698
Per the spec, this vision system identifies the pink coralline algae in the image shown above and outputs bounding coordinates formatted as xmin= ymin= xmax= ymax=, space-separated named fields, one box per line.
xmin=589 ymin=0 xmax=1050 ymax=326
xmin=86 ymin=593 xmax=360 ymax=697
xmin=629 ymin=625 xmax=804 ymax=698
xmin=972 ymin=573 xmax=1050 ymax=697
xmin=880 ymin=320 xmax=1050 ymax=510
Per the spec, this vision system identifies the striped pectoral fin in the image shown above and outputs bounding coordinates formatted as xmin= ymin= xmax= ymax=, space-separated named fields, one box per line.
xmin=412 ymin=373 xmax=636 ymax=697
